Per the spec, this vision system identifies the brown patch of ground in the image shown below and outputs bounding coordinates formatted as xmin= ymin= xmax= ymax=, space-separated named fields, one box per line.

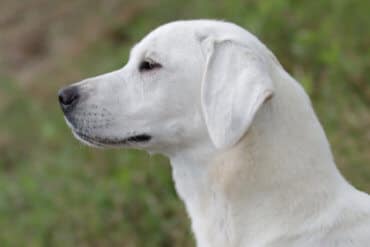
xmin=0 ymin=0 xmax=152 ymax=85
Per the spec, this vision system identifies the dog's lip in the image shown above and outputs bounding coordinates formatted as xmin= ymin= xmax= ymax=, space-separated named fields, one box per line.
xmin=74 ymin=131 xmax=152 ymax=146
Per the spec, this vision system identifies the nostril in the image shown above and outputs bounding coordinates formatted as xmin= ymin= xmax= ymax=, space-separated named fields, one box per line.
xmin=58 ymin=86 xmax=80 ymax=110
xmin=58 ymin=94 xmax=66 ymax=105
xmin=59 ymin=92 xmax=78 ymax=105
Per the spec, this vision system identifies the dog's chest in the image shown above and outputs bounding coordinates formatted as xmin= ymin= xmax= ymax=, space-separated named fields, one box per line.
xmin=171 ymin=160 xmax=235 ymax=246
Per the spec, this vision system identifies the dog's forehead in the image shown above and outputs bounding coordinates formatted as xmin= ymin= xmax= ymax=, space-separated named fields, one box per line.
xmin=132 ymin=22 xmax=199 ymax=56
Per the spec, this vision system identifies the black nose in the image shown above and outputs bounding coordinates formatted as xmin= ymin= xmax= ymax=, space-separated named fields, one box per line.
xmin=58 ymin=86 xmax=80 ymax=112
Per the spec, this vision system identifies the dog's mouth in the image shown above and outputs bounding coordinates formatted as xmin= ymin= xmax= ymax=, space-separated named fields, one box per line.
xmin=74 ymin=131 xmax=152 ymax=148
xmin=63 ymin=115 xmax=152 ymax=148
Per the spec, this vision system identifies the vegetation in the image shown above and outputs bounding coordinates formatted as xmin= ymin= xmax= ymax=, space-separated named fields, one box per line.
xmin=0 ymin=0 xmax=369 ymax=246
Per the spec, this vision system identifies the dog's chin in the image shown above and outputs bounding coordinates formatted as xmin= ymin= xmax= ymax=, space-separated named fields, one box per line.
xmin=71 ymin=131 xmax=105 ymax=148
xmin=71 ymin=130 xmax=152 ymax=149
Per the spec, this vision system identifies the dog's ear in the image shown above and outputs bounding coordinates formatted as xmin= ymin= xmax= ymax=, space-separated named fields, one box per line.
xmin=200 ymin=37 xmax=274 ymax=149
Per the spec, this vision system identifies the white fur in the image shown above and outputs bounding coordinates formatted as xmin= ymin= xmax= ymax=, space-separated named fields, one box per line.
xmin=62 ymin=20 xmax=370 ymax=247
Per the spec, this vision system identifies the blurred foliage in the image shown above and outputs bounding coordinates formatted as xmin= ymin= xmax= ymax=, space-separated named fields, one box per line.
xmin=0 ymin=0 xmax=369 ymax=246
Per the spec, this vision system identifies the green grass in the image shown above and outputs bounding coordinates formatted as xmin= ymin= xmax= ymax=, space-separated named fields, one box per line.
xmin=0 ymin=0 xmax=369 ymax=246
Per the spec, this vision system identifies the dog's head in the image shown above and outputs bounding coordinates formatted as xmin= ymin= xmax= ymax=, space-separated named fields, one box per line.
xmin=58 ymin=20 xmax=274 ymax=154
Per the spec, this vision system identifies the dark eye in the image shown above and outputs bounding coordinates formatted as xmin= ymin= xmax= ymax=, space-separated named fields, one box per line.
xmin=139 ymin=60 xmax=162 ymax=72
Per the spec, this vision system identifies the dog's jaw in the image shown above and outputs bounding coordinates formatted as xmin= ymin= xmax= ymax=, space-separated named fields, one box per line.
xmin=65 ymin=117 xmax=152 ymax=148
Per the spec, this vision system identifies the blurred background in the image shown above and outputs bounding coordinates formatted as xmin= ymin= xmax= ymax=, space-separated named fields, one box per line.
xmin=0 ymin=0 xmax=369 ymax=246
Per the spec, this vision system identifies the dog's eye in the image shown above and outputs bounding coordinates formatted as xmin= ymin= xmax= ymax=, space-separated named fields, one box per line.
xmin=139 ymin=60 xmax=162 ymax=72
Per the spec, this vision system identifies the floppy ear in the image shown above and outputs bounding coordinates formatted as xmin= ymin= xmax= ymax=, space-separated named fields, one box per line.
xmin=201 ymin=38 xmax=274 ymax=149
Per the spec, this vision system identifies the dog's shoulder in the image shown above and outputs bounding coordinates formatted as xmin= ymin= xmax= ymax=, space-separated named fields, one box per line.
xmin=322 ymin=189 xmax=370 ymax=246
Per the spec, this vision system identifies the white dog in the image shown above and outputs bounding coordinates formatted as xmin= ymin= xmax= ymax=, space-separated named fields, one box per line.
xmin=58 ymin=20 xmax=370 ymax=247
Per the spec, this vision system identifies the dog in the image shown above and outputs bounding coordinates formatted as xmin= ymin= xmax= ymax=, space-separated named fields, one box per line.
xmin=58 ymin=20 xmax=370 ymax=247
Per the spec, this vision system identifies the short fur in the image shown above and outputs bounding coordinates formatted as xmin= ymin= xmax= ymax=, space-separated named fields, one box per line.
xmin=59 ymin=20 xmax=370 ymax=247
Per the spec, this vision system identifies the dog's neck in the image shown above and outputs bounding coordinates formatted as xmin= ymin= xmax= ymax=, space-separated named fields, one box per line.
xmin=168 ymin=71 xmax=349 ymax=247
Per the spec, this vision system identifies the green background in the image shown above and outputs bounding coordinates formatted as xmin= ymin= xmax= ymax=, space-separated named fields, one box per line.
xmin=0 ymin=0 xmax=369 ymax=246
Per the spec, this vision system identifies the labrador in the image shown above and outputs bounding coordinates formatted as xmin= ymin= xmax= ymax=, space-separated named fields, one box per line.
xmin=58 ymin=20 xmax=370 ymax=247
